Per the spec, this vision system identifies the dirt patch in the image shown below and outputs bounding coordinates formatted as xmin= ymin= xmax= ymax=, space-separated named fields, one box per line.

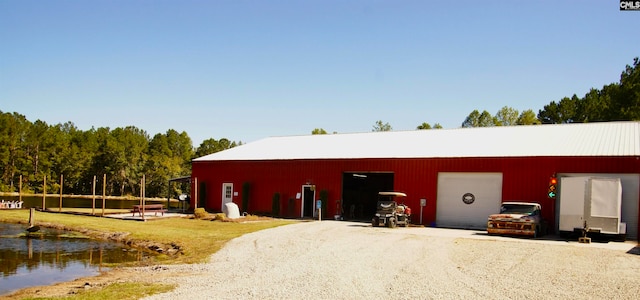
xmin=34 ymin=222 xmax=184 ymax=256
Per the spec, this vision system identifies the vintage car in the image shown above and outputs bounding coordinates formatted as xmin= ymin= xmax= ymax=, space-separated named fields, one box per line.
xmin=487 ymin=202 xmax=546 ymax=238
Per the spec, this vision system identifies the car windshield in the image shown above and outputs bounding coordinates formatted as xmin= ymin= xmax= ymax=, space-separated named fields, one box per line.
xmin=500 ymin=204 xmax=537 ymax=215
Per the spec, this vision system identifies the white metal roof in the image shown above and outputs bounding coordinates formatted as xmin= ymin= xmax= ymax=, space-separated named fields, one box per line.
xmin=193 ymin=122 xmax=640 ymax=162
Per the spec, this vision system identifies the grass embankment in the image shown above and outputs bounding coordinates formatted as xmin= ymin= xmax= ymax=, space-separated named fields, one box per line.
xmin=0 ymin=209 xmax=296 ymax=299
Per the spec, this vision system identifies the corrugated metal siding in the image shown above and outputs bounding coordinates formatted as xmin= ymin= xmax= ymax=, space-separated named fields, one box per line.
xmin=194 ymin=122 xmax=640 ymax=161
xmin=192 ymin=155 xmax=640 ymax=239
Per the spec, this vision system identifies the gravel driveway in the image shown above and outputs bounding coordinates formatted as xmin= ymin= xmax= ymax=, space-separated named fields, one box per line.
xmin=142 ymin=220 xmax=640 ymax=300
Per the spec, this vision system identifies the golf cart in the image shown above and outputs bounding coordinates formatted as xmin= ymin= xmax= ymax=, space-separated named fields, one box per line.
xmin=372 ymin=192 xmax=412 ymax=228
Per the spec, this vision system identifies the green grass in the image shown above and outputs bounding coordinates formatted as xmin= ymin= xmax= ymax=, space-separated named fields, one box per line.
xmin=0 ymin=209 xmax=295 ymax=264
xmin=0 ymin=209 xmax=296 ymax=299
xmin=22 ymin=282 xmax=175 ymax=300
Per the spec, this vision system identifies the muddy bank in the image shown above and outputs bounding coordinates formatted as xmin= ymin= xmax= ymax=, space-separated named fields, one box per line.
xmin=8 ymin=220 xmax=184 ymax=257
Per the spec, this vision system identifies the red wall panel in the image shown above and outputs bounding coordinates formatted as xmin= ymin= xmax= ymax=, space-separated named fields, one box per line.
xmin=192 ymin=156 xmax=640 ymax=238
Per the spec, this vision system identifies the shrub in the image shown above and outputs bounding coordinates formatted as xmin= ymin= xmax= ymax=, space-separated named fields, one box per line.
xmin=193 ymin=208 xmax=209 ymax=219
xmin=214 ymin=213 xmax=227 ymax=221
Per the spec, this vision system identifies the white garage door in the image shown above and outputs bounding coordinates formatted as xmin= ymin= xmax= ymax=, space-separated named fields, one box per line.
xmin=436 ymin=172 xmax=503 ymax=229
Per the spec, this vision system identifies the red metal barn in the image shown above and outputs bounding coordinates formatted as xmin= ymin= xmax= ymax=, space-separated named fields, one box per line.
xmin=191 ymin=122 xmax=640 ymax=240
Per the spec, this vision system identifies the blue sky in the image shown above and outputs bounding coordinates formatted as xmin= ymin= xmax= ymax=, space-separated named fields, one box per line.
xmin=1 ymin=1 xmax=638 ymax=146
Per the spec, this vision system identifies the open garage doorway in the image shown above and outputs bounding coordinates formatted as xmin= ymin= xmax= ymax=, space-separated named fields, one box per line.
xmin=342 ymin=172 xmax=394 ymax=221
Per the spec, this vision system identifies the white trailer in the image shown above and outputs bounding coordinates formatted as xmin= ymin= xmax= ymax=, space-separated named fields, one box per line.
xmin=558 ymin=177 xmax=626 ymax=240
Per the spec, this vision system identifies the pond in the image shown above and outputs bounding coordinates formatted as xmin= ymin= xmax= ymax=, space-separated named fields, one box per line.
xmin=0 ymin=222 xmax=154 ymax=296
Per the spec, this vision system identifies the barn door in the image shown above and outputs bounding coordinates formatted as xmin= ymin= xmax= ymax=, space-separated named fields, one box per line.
xmin=221 ymin=183 xmax=233 ymax=213
xmin=302 ymin=185 xmax=316 ymax=218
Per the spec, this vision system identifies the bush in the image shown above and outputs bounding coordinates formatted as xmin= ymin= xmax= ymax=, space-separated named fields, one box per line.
xmin=214 ymin=213 xmax=226 ymax=221
xmin=193 ymin=208 xmax=209 ymax=219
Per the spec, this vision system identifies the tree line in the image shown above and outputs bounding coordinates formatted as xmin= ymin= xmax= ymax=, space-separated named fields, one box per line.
xmin=0 ymin=112 xmax=240 ymax=198
xmin=461 ymin=57 xmax=640 ymax=127
xmin=3 ymin=58 xmax=638 ymax=198
xmin=313 ymin=57 xmax=639 ymax=133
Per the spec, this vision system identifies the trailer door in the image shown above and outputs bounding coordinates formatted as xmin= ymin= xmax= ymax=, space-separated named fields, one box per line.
xmin=558 ymin=177 xmax=588 ymax=232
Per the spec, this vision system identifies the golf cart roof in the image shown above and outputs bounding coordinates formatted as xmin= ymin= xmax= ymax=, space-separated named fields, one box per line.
xmin=378 ymin=192 xmax=407 ymax=197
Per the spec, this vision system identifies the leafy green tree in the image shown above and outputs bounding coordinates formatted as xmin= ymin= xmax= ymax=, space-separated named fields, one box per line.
xmin=165 ymin=130 xmax=194 ymax=170
xmin=87 ymin=127 xmax=113 ymax=194
xmin=516 ymin=109 xmax=541 ymax=125
xmin=372 ymin=120 xmax=392 ymax=132
xmin=538 ymin=101 xmax=560 ymax=124
xmin=195 ymin=138 xmax=238 ymax=158
xmin=538 ymin=95 xmax=579 ymax=124
xmin=145 ymin=130 xmax=194 ymax=197
xmin=462 ymin=110 xmax=496 ymax=127
xmin=24 ymin=120 xmax=57 ymax=193
xmin=45 ymin=122 xmax=71 ymax=194
xmin=146 ymin=134 xmax=177 ymax=197
xmin=479 ymin=111 xmax=497 ymax=127
xmin=96 ymin=126 xmax=149 ymax=196
xmin=417 ymin=122 xmax=443 ymax=129
xmin=217 ymin=138 xmax=235 ymax=151
xmin=70 ymin=127 xmax=101 ymax=194
xmin=495 ymin=106 xmax=519 ymax=126
xmin=462 ymin=110 xmax=480 ymax=128
xmin=538 ymin=57 xmax=639 ymax=124
xmin=0 ymin=111 xmax=239 ymax=197
xmin=196 ymin=139 xmax=218 ymax=157
xmin=311 ymin=128 xmax=327 ymax=134
xmin=616 ymin=57 xmax=640 ymax=120
xmin=0 ymin=112 xmax=30 ymax=191
xmin=575 ymin=88 xmax=610 ymax=122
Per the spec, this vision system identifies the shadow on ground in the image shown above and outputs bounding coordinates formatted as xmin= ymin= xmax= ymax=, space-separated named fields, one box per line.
xmin=627 ymin=246 xmax=640 ymax=255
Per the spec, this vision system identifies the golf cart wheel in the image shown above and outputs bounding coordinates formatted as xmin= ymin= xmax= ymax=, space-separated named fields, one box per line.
xmin=387 ymin=218 xmax=396 ymax=228
xmin=372 ymin=217 xmax=379 ymax=227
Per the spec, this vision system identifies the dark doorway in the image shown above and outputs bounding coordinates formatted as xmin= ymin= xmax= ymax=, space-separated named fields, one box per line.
xmin=342 ymin=172 xmax=394 ymax=220
xmin=303 ymin=185 xmax=315 ymax=218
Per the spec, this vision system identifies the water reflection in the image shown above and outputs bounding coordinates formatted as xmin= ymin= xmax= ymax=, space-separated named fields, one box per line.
xmin=0 ymin=223 xmax=152 ymax=296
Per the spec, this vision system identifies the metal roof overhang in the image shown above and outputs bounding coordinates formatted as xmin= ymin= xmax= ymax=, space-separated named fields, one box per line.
xmin=193 ymin=122 xmax=640 ymax=162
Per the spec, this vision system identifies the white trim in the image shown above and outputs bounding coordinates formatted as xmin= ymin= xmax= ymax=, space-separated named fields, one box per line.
xmin=221 ymin=183 xmax=233 ymax=213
